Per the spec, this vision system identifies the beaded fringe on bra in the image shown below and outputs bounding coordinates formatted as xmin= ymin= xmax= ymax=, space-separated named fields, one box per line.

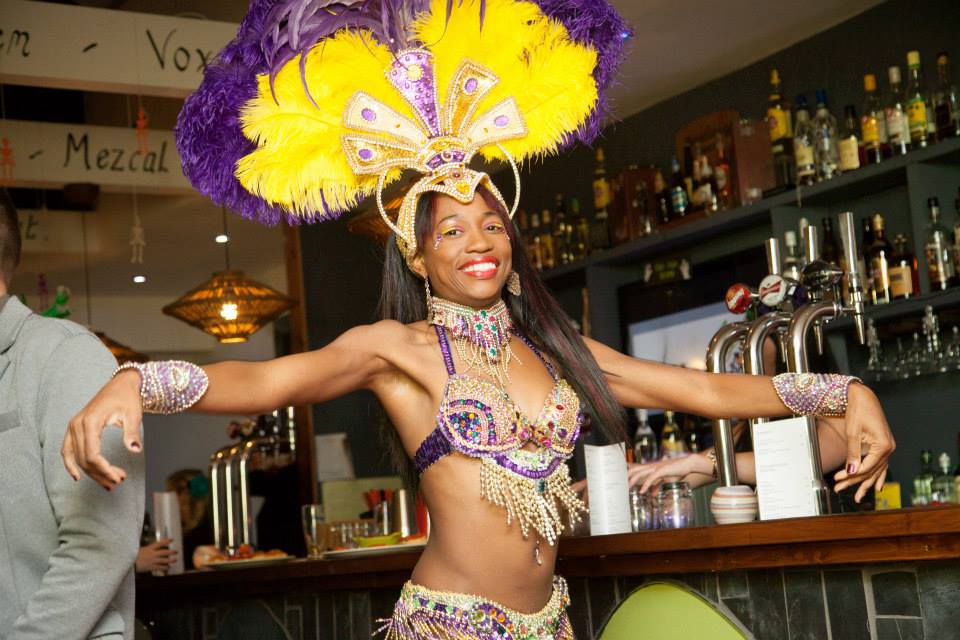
xmin=479 ymin=456 xmax=586 ymax=545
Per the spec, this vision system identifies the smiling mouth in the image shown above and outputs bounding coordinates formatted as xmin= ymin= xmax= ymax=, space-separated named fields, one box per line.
xmin=460 ymin=259 xmax=499 ymax=278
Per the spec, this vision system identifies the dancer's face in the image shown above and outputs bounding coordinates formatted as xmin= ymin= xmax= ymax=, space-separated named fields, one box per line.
xmin=413 ymin=193 xmax=512 ymax=308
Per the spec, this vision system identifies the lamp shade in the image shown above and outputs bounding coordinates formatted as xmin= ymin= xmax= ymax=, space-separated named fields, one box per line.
xmin=95 ymin=331 xmax=149 ymax=365
xmin=162 ymin=270 xmax=296 ymax=343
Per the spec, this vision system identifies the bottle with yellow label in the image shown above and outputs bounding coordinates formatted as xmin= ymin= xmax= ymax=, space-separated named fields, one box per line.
xmin=793 ymin=95 xmax=816 ymax=186
xmin=905 ymin=50 xmax=930 ymax=148
xmin=590 ymin=148 xmax=612 ymax=251
xmin=889 ymin=234 xmax=919 ymax=300
xmin=838 ymin=105 xmax=862 ymax=173
xmin=861 ymin=74 xmax=889 ymax=164
xmin=886 ymin=66 xmax=911 ymax=156
xmin=768 ymin=69 xmax=794 ymax=188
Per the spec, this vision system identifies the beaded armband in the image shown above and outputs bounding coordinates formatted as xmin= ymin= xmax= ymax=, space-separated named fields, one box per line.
xmin=772 ymin=373 xmax=861 ymax=417
xmin=114 ymin=361 xmax=209 ymax=415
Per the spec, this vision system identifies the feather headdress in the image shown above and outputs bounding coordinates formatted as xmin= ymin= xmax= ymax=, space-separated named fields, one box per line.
xmin=175 ymin=0 xmax=628 ymax=259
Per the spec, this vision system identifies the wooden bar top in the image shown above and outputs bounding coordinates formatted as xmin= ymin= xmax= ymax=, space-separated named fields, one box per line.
xmin=138 ymin=506 xmax=960 ymax=600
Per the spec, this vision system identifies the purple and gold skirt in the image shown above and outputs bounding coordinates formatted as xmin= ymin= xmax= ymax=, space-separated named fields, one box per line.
xmin=375 ymin=576 xmax=574 ymax=640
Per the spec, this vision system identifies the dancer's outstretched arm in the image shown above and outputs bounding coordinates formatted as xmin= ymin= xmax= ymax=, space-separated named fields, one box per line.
xmin=63 ymin=321 xmax=403 ymax=489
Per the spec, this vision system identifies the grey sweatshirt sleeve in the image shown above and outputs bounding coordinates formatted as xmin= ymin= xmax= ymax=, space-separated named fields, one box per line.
xmin=9 ymin=333 xmax=144 ymax=640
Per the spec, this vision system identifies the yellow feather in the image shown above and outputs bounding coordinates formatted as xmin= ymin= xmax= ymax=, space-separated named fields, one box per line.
xmin=237 ymin=31 xmax=412 ymax=215
xmin=416 ymin=0 xmax=597 ymax=162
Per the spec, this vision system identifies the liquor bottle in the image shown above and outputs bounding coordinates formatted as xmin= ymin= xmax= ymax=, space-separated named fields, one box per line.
xmin=538 ymin=208 xmax=555 ymax=270
xmin=905 ymin=51 xmax=931 ymax=148
xmin=714 ymin=133 xmax=733 ymax=209
xmin=685 ymin=416 xmax=701 ymax=454
xmin=934 ymin=52 xmax=960 ymax=140
xmin=668 ymin=156 xmax=689 ymax=219
xmin=553 ymin=194 xmax=569 ymax=265
xmin=885 ymin=66 xmax=912 ymax=156
xmin=821 ymin=217 xmax=839 ymax=265
xmin=953 ymin=433 xmax=960 ymax=501
xmin=868 ymin=214 xmax=894 ymax=304
xmin=527 ymin=210 xmax=543 ymax=271
xmin=889 ymin=233 xmax=920 ymax=300
xmin=659 ymin=411 xmax=688 ymax=459
xmin=698 ymin=150 xmax=717 ymax=213
xmin=793 ymin=96 xmax=816 ymax=186
xmin=768 ymin=69 xmax=795 ymax=188
xmin=861 ymin=73 xmax=889 ymax=164
xmin=783 ymin=231 xmax=802 ymax=282
xmin=591 ymin=148 xmax=612 ymax=251
xmin=632 ymin=409 xmax=658 ymax=464
xmin=924 ymin=197 xmax=957 ymax=291
xmin=911 ymin=449 xmax=934 ymax=506
xmin=812 ymin=90 xmax=840 ymax=181
xmin=654 ymin=169 xmax=671 ymax=225
xmin=838 ymin=105 xmax=862 ymax=173
xmin=683 ymin=142 xmax=697 ymax=206
xmin=564 ymin=223 xmax=576 ymax=264
xmin=570 ymin=198 xmax=589 ymax=259
xmin=931 ymin=453 xmax=957 ymax=505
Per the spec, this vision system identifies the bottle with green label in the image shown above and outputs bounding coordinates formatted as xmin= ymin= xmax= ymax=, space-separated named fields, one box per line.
xmin=905 ymin=50 xmax=930 ymax=148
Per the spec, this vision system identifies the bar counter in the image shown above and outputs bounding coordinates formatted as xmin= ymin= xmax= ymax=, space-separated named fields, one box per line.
xmin=138 ymin=507 xmax=960 ymax=639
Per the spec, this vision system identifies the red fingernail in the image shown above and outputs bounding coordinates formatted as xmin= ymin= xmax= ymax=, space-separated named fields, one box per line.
xmin=847 ymin=463 xmax=856 ymax=474
xmin=130 ymin=441 xmax=141 ymax=451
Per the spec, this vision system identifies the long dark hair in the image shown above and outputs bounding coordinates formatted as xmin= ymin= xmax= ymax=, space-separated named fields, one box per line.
xmin=377 ymin=185 xmax=627 ymax=485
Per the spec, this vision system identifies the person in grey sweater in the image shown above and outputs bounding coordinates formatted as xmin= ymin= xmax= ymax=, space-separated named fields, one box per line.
xmin=0 ymin=190 xmax=144 ymax=640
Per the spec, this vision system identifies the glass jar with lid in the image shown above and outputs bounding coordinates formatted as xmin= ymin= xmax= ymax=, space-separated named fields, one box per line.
xmin=658 ymin=481 xmax=694 ymax=529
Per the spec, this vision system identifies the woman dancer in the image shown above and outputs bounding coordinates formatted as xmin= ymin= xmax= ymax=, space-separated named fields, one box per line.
xmin=63 ymin=1 xmax=894 ymax=637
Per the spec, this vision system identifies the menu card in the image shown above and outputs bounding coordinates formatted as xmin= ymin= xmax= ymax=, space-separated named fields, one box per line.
xmin=753 ymin=416 xmax=819 ymax=520
xmin=585 ymin=443 xmax=632 ymax=535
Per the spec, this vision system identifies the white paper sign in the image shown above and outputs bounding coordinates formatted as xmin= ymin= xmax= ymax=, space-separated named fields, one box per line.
xmin=315 ymin=433 xmax=356 ymax=481
xmin=753 ymin=416 xmax=820 ymax=520
xmin=0 ymin=1 xmax=237 ymax=97
xmin=0 ymin=119 xmax=190 ymax=192
xmin=585 ymin=443 xmax=632 ymax=535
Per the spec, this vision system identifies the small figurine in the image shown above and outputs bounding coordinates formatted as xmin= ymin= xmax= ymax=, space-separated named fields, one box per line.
xmin=41 ymin=286 xmax=71 ymax=319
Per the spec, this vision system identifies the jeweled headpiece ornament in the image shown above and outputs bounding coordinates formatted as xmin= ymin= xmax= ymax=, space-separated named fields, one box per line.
xmin=176 ymin=0 xmax=629 ymax=265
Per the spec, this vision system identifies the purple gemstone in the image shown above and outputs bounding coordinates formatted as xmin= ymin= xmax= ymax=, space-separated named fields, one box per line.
xmin=358 ymin=149 xmax=374 ymax=161
xmin=494 ymin=115 xmax=509 ymax=127
xmin=361 ymin=108 xmax=376 ymax=122
xmin=464 ymin=78 xmax=478 ymax=94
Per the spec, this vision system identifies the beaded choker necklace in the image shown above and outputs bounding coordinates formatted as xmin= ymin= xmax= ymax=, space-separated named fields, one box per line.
xmin=428 ymin=296 xmax=517 ymax=385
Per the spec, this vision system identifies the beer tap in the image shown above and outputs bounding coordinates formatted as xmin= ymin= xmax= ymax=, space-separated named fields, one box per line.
xmin=783 ymin=211 xmax=867 ymax=515
xmin=209 ymin=444 xmax=234 ymax=551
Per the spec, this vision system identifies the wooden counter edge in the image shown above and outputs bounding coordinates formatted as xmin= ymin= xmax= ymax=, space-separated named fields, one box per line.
xmin=137 ymin=507 xmax=960 ymax=600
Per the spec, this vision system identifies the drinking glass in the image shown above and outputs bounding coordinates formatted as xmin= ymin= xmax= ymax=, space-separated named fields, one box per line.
xmin=629 ymin=487 xmax=659 ymax=531
xmin=301 ymin=504 xmax=327 ymax=558
xmin=658 ymin=481 xmax=694 ymax=529
xmin=152 ymin=525 xmax=170 ymax=577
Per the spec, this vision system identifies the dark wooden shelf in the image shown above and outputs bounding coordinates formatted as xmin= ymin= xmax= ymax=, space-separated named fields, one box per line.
xmin=540 ymin=136 xmax=960 ymax=285
xmin=825 ymin=287 xmax=960 ymax=332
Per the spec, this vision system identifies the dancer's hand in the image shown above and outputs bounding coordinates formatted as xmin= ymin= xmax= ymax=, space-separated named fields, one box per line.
xmin=62 ymin=369 xmax=143 ymax=490
xmin=136 ymin=539 xmax=177 ymax=574
xmin=831 ymin=384 xmax=895 ymax=503
xmin=630 ymin=455 xmax=714 ymax=494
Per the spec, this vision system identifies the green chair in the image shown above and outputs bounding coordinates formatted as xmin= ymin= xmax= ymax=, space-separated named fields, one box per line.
xmin=597 ymin=582 xmax=748 ymax=640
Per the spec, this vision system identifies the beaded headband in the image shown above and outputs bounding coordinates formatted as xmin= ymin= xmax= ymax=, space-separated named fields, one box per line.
xmin=346 ymin=50 xmax=525 ymax=261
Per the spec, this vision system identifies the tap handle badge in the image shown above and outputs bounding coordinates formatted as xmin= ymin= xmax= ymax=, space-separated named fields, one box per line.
xmin=725 ymin=283 xmax=755 ymax=314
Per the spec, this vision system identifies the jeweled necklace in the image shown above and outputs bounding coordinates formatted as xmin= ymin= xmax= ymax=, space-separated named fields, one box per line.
xmin=428 ymin=296 xmax=517 ymax=385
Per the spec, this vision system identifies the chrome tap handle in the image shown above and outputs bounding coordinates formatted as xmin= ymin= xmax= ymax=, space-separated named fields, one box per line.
xmin=804 ymin=223 xmax=819 ymax=264
xmin=838 ymin=211 xmax=867 ymax=344
xmin=765 ymin=238 xmax=782 ymax=276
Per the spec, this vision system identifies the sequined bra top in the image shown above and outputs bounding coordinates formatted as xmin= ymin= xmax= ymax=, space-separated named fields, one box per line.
xmin=413 ymin=325 xmax=586 ymax=543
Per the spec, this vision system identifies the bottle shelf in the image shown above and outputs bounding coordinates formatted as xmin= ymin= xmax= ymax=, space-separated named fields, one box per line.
xmin=539 ymin=136 xmax=960 ymax=284
xmin=825 ymin=287 xmax=960 ymax=332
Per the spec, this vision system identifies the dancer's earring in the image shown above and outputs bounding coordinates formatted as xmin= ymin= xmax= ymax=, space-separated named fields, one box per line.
xmin=507 ymin=271 xmax=521 ymax=297
xmin=424 ymin=276 xmax=433 ymax=318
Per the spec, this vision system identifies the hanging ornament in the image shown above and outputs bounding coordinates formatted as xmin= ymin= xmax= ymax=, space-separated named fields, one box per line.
xmin=41 ymin=285 xmax=71 ymax=319
xmin=37 ymin=273 xmax=49 ymax=310
xmin=135 ymin=104 xmax=150 ymax=155
xmin=0 ymin=136 xmax=14 ymax=186
xmin=130 ymin=207 xmax=145 ymax=264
